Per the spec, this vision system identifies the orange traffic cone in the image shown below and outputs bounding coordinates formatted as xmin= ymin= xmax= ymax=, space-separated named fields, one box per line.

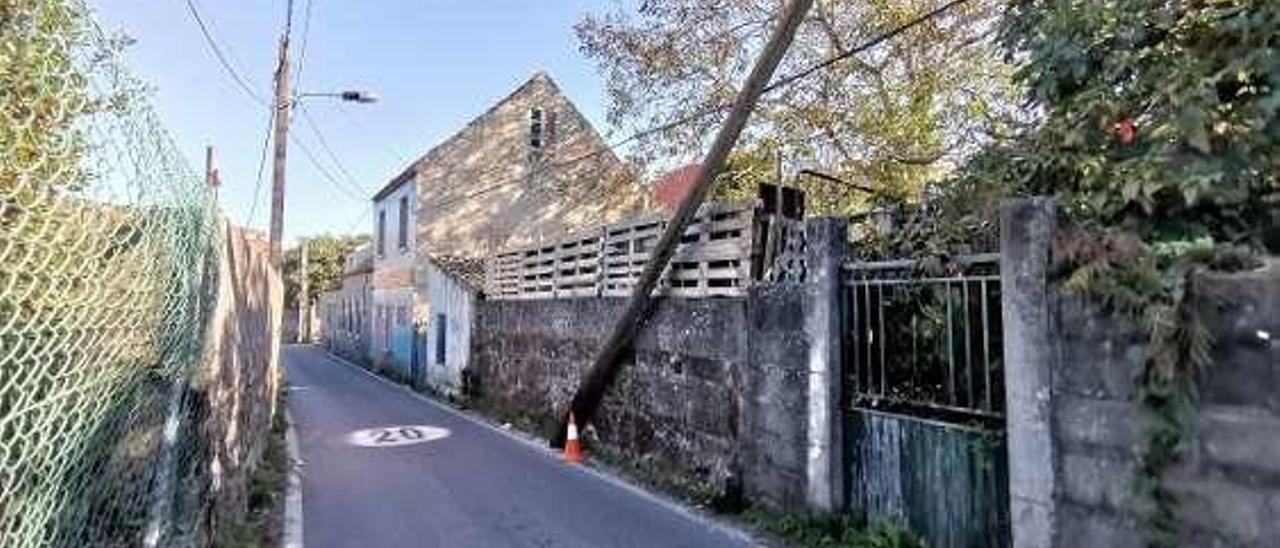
xmin=563 ymin=412 xmax=584 ymax=464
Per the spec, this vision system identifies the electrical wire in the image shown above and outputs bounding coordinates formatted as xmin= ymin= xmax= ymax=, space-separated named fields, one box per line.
xmin=288 ymin=132 xmax=366 ymax=203
xmin=297 ymin=103 xmax=368 ymax=198
xmin=292 ymin=0 xmax=316 ymax=97
xmin=246 ymin=107 xmax=275 ymax=226
xmin=422 ymin=0 xmax=978 ymax=212
xmin=182 ymin=0 xmax=267 ymax=106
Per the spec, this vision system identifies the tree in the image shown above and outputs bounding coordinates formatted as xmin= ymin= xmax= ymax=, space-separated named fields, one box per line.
xmin=967 ymin=2 xmax=1280 ymax=544
xmin=576 ymin=0 xmax=1019 ymax=212
xmin=282 ymin=234 xmax=369 ymax=307
xmin=978 ymin=0 xmax=1280 ymax=250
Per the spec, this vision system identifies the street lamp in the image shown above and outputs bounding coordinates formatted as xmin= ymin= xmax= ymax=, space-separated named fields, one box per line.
xmin=274 ymin=88 xmax=378 ymax=344
xmin=296 ymin=90 xmax=380 ymax=104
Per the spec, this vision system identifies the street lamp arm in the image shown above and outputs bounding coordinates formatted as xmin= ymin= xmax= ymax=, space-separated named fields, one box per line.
xmin=295 ymin=90 xmax=379 ymax=103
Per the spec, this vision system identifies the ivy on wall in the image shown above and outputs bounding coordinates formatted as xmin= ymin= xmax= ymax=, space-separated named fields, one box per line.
xmin=868 ymin=1 xmax=1278 ymax=544
xmin=972 ymin=1 xmax=1277 ymax=544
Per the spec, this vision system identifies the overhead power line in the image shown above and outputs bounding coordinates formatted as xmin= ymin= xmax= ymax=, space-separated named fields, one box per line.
xmin=426 ymin=0 xmax=978 ymax=211
xmin=762 ymin=0 xmax=976 ymax=93
xmin=288 ymin=132 xmax=366 ymax=203
xmin=182 ymin=0 xmax=267 ymax=106
xmin=296 ymin=103 xmax=367 ymax=198
xmin=247 ymin=108 xmax=275 ymax=226
xmin=292 ymin=0 xmax=316 ymax=96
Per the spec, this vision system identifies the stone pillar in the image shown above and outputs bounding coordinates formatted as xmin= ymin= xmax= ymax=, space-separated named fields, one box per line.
xmin=1000 ymin=198 xmax=1058 ymax=547
xmin=804 ymin=217 xmax=847 ymax=512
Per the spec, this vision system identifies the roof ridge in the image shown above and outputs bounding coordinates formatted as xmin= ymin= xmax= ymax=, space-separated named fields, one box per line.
xmin=372 ymin=71 xmax=565 ymax=201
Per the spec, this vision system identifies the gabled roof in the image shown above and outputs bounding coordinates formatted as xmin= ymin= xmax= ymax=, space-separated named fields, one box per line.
xmin=425 ymin=253 xmax=487 ymax=293
xmin=370 ymin=71 xmax=562 ymax=202
xmin=653 ymin=163 xmax=702 ymax=211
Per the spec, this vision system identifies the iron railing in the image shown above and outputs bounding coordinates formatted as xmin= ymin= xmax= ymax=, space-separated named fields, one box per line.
xmin=842 ymin=253 xmax=1004 ymax=424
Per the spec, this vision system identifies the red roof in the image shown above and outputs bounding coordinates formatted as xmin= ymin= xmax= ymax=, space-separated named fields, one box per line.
xmin=652 ymin=163 xmax=702 ymax=211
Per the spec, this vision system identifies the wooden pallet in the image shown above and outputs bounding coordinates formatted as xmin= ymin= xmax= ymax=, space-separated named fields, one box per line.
xmin=488 ymin=204 xmax=757 ymax=299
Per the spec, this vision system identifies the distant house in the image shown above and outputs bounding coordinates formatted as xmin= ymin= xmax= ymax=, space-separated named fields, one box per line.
xmin=317 ymin=243 xmax=373 ymax=362
xmin=652 ymin=163 xmax=701 ymax=212
xmin=364 ymin=71 xmax=652 ymax=385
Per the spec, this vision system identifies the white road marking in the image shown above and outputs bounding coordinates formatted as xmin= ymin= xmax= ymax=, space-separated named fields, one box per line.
xmin=346 ymin=425 xmax=451 ymax=447
xmin=284 ymin=409 xmax=304 ymax=548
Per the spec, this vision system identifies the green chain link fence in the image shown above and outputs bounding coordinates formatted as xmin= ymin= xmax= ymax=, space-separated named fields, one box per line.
xmin=1 ymin=1 xmax=275 ymax=546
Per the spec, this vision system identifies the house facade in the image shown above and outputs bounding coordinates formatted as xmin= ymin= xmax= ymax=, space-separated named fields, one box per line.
xmin=363 ymin=71 xmax=651 ymax=390
xmin=420 ymin=255 xmax=484 ymax=396
xmin=409 ymin=71 xmax=650 ymax=258
xmin=316 ymin=243 xmax=373 ymax=362
xmin=370 ymin=176 xmax=420 ymax=378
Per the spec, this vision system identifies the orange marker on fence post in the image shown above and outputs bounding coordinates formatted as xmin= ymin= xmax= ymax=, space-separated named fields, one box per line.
xmin=562 ymin=412 xmax=584 ymax=464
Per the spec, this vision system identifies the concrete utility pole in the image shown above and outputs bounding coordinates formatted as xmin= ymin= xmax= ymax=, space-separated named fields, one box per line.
xmin=268 ymin=36 xmax=291 ymax=269
xmin=299 ymin=238 xmax=310 ymax=343
xmin=555 ymin=0 xmax=816 ymax=446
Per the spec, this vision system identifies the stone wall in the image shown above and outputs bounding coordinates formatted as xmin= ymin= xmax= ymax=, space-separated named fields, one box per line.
xmin=741 ymin=285 xmax=811 ymax=509
xmin=199 ymin=221 xmax=283 ymax=539
xmin=1001 ymin=198 xmax=1280 ymax=547
xmin=1051 ymin=269 xmax=1280 ymax=546
xmin=469 ymin=291 xmax=812 ymax=509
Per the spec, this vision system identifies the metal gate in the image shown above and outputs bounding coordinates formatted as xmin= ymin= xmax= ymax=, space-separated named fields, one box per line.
xmin=841 ymin=253 xmax=1010 ymax=547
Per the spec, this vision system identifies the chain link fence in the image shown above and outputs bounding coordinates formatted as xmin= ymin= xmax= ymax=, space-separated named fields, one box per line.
xmin=1 ymin=1 xmax=278 ymax=546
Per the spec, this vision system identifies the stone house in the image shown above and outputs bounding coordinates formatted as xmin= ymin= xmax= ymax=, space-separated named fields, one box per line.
xmin=420 ymin=254 xmax=485 ymax=396
xmin=370 ymin=174 xmax=418 ymax=378
xmin=366 ymin=71 xmax=651 ymax=385
xmin=317 ymin=243 xmax=373 ymax=362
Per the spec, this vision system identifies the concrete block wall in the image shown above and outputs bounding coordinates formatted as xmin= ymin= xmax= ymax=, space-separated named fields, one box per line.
xmin=469 ymin=291 xmax=815 ymax=509
xmin=742 ymin=285 xmax=810 ymax=509
xmin=1051 ymin=272 xmax=1280 ymax=547
xmin=469 ymin=297 xmax=749 ymax=499
xmin=1002 ymin=198 xmax=1280 ymax=547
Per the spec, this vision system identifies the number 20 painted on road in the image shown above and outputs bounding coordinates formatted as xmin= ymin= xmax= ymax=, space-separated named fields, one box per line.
xmin=346 ymin=425 xmax=451 ymax=447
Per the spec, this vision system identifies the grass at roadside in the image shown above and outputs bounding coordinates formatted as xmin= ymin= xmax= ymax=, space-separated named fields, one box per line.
xmin=743 ymin=511 xmax=921 ymax=548
xmin=459 ymin=392 xmax=923 ymax=548
xmin=214 ymin=393 xmax=289 ymax=548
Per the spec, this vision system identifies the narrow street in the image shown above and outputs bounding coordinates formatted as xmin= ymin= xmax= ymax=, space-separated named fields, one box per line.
xmin=284 ymin=345 xmax=755 ymax=548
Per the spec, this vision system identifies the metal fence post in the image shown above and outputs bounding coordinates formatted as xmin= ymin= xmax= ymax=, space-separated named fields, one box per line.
xmin=804 ymin=217 xmax=847 ymax=512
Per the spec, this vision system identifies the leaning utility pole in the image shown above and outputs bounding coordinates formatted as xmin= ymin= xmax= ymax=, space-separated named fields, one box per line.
xmin=268 ymin=35 xmax=291 ymax=268
xmin=298 ymin=238 xmax=310 ymax=343
xmin=555 ymin=0 xmax=815 ymax=446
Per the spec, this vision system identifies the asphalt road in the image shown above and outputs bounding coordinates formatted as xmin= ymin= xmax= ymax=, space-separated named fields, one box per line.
xmin=284 ymin=345 xmax=756 ymax=548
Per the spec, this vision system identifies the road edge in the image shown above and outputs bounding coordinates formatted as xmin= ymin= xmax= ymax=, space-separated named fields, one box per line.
xmin=282 ymin=407 xmax=304 ymax=548
xmin=314 ymin=347 xmax=762 ymax=547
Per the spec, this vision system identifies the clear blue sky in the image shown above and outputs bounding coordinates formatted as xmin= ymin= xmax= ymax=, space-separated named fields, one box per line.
xmin=91 ymin=0 xmax=623 ymax=243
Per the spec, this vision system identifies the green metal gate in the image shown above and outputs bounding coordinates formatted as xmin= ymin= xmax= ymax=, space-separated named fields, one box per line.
xmin=841 ymin=254 xmax=1010 ymax=547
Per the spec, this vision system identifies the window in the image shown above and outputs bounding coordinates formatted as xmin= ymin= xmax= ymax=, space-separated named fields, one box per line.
xmin=377 ymin=209 xmax=386 ymax=256
xmin=397 ymin=196 xmax=408 ymax=250
xmin=529 ymin=108 xmax=544 ymax=150
xmin=545 ymin=109 xmax=557 ymax=143
xmin=435 ymin=313 xmax=446 ymax=364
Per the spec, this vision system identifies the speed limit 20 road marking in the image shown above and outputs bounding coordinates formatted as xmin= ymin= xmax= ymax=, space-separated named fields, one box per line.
xmin=346 ymin=425 xmax=451 ymax=447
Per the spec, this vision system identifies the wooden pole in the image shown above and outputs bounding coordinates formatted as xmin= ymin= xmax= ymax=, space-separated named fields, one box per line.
xmin=268 ymin=36 xmax=291 ymax=269
xmin=299 ymin=238 xmax=310 ymax=343
xmin=553 ymin=0 xmax=815 ymax=446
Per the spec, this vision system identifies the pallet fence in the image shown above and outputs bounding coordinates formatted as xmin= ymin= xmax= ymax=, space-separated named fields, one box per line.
xmin=487 ymin=204 xmax=761 ymax=299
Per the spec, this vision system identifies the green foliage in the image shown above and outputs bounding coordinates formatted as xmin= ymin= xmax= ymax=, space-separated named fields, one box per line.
xmin=577 ymin=0 xmax=1019 ymax=206
xmin=744 ymin=511 xmax=921 ymax=548
xmin=282 ymin=234 xmax=368 ymax=307
xmin=214 ymin=391 xmax=288 ymax=548
xmin=963 ymin=0 xmax=1279 ymax=544
xmin=1 ymin=1 xmax=221 ymax=545
xmin=985 ymin=0 xmax=1280 ymax=248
